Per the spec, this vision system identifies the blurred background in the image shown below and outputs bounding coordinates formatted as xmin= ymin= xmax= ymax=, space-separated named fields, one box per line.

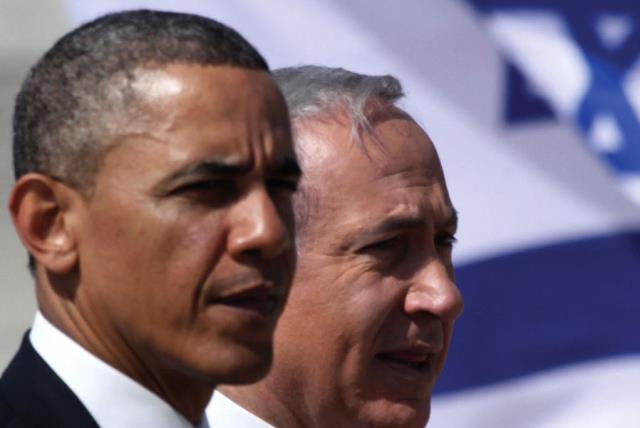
xmin=0 ymin=0 xmax=66 ymax=375
xmin=1 ymin=1 xmax=639 ymax=427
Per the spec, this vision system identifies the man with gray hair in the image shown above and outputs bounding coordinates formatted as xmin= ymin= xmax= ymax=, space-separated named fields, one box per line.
xmin=208 ymin=65 xmax=464 ymax=427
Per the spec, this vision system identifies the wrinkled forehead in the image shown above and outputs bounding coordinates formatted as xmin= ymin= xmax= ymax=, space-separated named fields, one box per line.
xmin=293 ymin=112 xmax=453 ymax=243
xmin=367 ymin=117 xmax=443 ymax=177
xmin=296 ymin=112 xmax=446 ymax=190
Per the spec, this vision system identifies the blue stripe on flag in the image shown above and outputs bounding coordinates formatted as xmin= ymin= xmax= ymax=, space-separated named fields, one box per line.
xmin=436 ymin=230 xmax=640 ymax=393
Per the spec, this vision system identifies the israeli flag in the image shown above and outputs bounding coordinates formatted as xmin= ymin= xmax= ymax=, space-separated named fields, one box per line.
xmin=433 ymin=1 xmax=640 ymax=427
xmin=65 ymin=1 xmax=640 ymax=426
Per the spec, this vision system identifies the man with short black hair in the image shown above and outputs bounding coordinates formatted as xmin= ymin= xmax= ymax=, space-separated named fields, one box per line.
xmin=210 ymin=65 xmax=464 ymax=428
xmin=1 ymin=10 xmax=299 ymax=427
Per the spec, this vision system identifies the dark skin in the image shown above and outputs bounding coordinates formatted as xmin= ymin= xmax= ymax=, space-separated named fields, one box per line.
xmin=10 ymin=64 xmax=300 ymax=424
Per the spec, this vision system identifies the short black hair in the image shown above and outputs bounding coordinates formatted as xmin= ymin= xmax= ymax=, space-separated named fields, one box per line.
xmin=13 ymin=9 xmax=268 ymax=188
xmin=13 ymin=9 xmax=269 ymax=274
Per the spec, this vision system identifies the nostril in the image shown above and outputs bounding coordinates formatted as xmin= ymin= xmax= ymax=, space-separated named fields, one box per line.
xmin=230 ymin=221 xmax=290 ymax=261
xmin=236 ymin=248 xmax=262 ymax=260
xmin=227 ymin=195 xmax=291 ymax=259
xmin=403 ymin=281 xmax=463 ymax=321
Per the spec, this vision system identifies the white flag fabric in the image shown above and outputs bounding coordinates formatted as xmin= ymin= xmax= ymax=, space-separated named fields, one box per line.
xmin=64 ymin=1 xmax=640 ymax=426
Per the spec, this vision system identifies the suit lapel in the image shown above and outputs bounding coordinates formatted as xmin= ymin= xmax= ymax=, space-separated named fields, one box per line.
xmin=0 ymin=331 xmax=99 ymax=427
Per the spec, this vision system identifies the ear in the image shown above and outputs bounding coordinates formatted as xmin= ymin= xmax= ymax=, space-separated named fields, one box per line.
xmin=9 ymin=173 xmax=83 ymax=275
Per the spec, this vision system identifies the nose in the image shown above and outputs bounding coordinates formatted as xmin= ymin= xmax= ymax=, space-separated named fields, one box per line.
xmin=227 ymin=187 xmax=291 ymax=260
xmin=404 ymin=258 xmax=464 ymax=321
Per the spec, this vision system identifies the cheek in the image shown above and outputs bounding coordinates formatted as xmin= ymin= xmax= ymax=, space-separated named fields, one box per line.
xmin=349 ymin=272 xmax=403 ymax=331
xmin=81 ymin=205 xmax=158 ymax=287
xmin=276 ymin=262 xmax=353 ymax=361
xmin=161 ymin=217 xmax=228 ymax=293
xmin=437 ymin=321 xmax=457 ymax=373
xmin=286 ymin=260 xmax=396 ymax=360
xmin=84 ymin=202 xmax=227 ymax=308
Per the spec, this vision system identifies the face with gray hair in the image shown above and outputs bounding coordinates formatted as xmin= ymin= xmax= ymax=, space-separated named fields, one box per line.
xmin=217 ymin=66 xmax=464 ymax=428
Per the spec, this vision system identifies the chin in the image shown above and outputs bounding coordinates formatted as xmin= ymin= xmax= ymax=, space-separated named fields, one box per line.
xmin=208 ymin=344 xmax=274 ymax=385
xmin=357 ymin=398 xmax=431 ymax=428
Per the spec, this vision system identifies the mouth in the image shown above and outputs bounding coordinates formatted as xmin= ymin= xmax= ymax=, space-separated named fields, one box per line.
xmin=375 ymin=347 xmax=437 ymax=377
xmin=207 ymin=284 xmax=282 ymax=318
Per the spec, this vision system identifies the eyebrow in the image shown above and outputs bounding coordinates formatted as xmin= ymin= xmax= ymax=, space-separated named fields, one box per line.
xmin=440 ymin=209 xmax=459 ymax=230
xmin=362 ymin=208 xmax=459 ymax=241
xmin=268 ymin=157 xmax=302 ymax=178
xmin=372 ymin=215 xmax=426 ymax=235
xmin=155 ymin=155 xmax=302 ymax=193
xmin=380 ymin=208 xmax=458 ymax=232
xmin=155 ymin=159 xmax=253 ymax=191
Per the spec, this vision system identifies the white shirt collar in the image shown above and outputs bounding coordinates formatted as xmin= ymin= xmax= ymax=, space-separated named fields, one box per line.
xmin=206 ymin=391 xmax=275 ymax=427
xmin=30 ymin=311 xmax=209 ymax=428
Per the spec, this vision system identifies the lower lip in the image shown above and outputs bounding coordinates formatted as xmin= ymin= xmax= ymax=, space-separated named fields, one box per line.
xmin=375 ymin=355 xmax=437 ymax=384
xmin=211 ymin=297 xmax=280 ymax=319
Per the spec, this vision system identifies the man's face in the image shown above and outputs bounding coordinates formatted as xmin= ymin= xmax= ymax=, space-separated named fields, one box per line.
xmin=265 ymin=110 xmax=463 ymax=427
xmin=72 ymin=64 xmax=299 ymax=386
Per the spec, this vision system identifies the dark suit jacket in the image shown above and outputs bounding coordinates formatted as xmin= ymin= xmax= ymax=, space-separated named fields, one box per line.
xmin=0 ymin=332 xmax=99 ymax=427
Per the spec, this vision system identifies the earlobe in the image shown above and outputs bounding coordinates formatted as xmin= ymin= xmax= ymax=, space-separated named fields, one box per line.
xmin=9 ymin=173 xmax=81 ymax=275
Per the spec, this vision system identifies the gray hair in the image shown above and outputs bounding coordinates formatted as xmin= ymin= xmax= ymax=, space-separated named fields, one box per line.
xmin=272 ymin=65 xmax=404 ymax=143
xmin=272 ymin=65 xmax=405 ymax=246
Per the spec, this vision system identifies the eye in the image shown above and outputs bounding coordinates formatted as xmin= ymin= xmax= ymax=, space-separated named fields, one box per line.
xmin=267 ymin=177 xmax=299 ymax=194
xmin=357 ymin=236 xmax=408 ymax=267
xmin=435 ymin=233 xmax=457 ymax=249
xmin=173 ymin=179 xmax=238 ymax=204
xmin=361 ymin=236 xmax=401 ymax=253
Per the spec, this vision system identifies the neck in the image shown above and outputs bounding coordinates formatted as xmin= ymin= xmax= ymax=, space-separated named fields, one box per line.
xmin=37 ymin=284 xmax=214 ymax=425
xmin=219 ymin=382 xmax=309 ymax=428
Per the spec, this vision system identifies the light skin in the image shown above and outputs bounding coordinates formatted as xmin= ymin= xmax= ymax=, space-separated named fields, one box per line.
xmin=10 ymin=64 xmax=300 ymax=424
xmin=221 ymin=106 xmax=463 ymax=428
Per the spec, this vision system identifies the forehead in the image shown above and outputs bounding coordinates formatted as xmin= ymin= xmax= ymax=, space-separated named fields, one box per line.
xmin=297 ymin=113 xmax=453 ymax=233
xmin=101 ymin=64 xmax=294 ymax=172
